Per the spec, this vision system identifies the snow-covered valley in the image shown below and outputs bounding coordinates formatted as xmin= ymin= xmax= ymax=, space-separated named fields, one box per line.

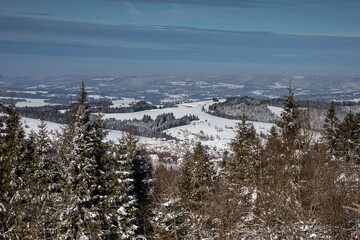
xmin=21 ymin=99 xmax=275 ymax=155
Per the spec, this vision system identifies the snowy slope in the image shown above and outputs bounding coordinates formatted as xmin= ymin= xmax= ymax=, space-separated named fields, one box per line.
xmin=22 ymin=117 xmax=62 ymax=138
xmin=21 ymin=117 xmax=172 ymax=149
xmin=104 ymin=100 xmax=274 ymax=149
xmin=0 ymin=97 xmax=58 ymax=107
xmin=267 ymin=106 xmax=284 ymax=116
xmin=20 ymin=100 xmax=275 ymax=151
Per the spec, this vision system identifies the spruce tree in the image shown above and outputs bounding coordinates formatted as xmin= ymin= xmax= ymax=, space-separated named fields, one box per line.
xmin=355 ymin=113 xmax=360 ymax=163
xmin=221 ymin=111 xmax=263 ymax=237
xmin=258 ymin=125 xmax=298 ymax=236
xmin=103 ymin=134 xmax=138 ymax=239
xmin=337 ymin=111 xmax=358 ymax=162
xmin=0 ymin=100 xmax=26 ymax=238
xmin=127 ymin=133 xmax=153 ymax=237
xmin=227 ymin=112 xmax=262 ymax=187
xmin=180 ymin=142 xmax=214 ymax=211
xmin=19 ymin=121 xmax=58 ymax=238
xmin=322 ymin=102 xmax=340 ymax=155
xmin=179 ymin=142 xmax=215 ymax=238
xmin=276 ymin=86 xmax=300 ymax=149
xmin=0 ymin=100 xmax=25 ymax=196
xmin=58 ymin=81 xmax=108 ymax=239
xmin=152 ymin=165 xmax=188 ymax=240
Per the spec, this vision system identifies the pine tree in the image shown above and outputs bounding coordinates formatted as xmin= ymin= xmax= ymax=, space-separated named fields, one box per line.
xmin=322 ymin=102 xmax=340 ymax=155
xmin=225 ymin=111 xmax=263 ymax=236
xmin=17 ymin=121 xmax=59 ymax=238
xmin=152 ymin=165 xmax=189 ymax=240
xmin=127 ymin=133 xmax=153 ymax=237
xmin=258 ymin=124 xmax=299 ymax=236
xmin=337 ymin=111 xmax=358 ymax=162
xmin=0 ymin=100 xmax=25 ymax=196
xmin=28 ymin=120 xmax=54 ymax=187
xmin=103 ymin=134 xmax=138 ymax=239
xmin=58 ymin=81 xmax=108 ymax=239
xmin=180 ymin=142 xmax=214 ymax=211
xmin=227 ymin=112 xmax=262 ymax=187
xmin=355 ymin=113 xmax=360 ymax=163
xmin=276 ymin=85 xmax=300 ymax=149
xmin=179 ymin=142 xmax=215 ymax=238
xmin=261 ymin=90 xmax=320 ymax=237
xmin=0 ymin=100 xmax=26 ymax=238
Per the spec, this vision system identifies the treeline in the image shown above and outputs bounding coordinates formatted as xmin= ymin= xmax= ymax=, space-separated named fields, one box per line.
xmin=208 ymin=96 xmax=280 ymax=123
xmin=106 ymin=113 xmax=198 ymax=138
xmin=1 ymin=84 xmax=360 ymax=239
xmin=11 ymin=101 xmax=189 ymax=139
xmin=14 ymin=101 xmax=111 ymax=124
xmin=208 ymin=96 xmax=360 ymax=126
xmin=101 ymin=101 xmax=160 ymax=113
xmin=10 ymin=100 xmax=160 ymax=124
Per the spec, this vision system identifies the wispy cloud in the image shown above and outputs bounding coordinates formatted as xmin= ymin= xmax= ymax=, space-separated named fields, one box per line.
xmin=0 ymin=10 xmax=53 ymax=17
xmin=122 ymin=2 xmax=146 ymax=17
xmin=17 ymin=11 xmax=53 ymax=16
xmin=0 ymin=14 xmax=359 ymax=74
xmin=103 ymin=0 xmax=289 ymax=8
xmin=274 ymin=54 xmax=301 ymax=58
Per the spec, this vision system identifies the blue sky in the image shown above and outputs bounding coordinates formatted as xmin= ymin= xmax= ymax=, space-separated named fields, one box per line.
xmin=0 ymin=0 xmax=360 ymax=76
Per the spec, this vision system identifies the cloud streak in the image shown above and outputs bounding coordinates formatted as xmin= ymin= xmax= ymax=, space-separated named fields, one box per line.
xmin=0 ymin=14 xmax=359 ymax=75
xmin=0 ymin=10 xmax=53 ymax=17
xmin=122 ymin=2 xmax=146 ymax=17
xmin=103 ymin=0 xmax=289 ymax=8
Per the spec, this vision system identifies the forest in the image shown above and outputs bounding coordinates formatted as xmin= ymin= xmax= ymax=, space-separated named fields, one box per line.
xmin=1 ymin=82 xmax=360 ymax=239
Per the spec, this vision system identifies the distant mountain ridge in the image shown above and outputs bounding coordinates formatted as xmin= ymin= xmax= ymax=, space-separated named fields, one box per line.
xmin=1 ymin=74 xmax=360 ymax=104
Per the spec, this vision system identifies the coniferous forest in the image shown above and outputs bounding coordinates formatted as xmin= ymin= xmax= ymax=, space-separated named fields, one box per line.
xmin=1 ymin=83 xmax=360 ymax=239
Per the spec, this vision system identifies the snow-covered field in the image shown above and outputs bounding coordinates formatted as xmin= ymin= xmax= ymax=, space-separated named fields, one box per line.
xmin=104 ymin=100 xmax=274 ymax=149
xmin=17 ymin=99 xmax=275 ymax=151
xmin=0 ymin=97 xmax=57 ymax=107
xmin=110 ymin=97 xmax=138 ymax=108
xmin=21 ymin=117 xmax=172 ymax=149
xmin=22 ymin=118 xmax=62 ymax=139
xmin=267 ymin=106 xmax=284 ymax=116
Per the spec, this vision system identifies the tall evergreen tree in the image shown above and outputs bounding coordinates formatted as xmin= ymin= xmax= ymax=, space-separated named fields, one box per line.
xmin=276 ymin=85 xmax=300 ymax=149
xmin=58 ymin=81 xmax=108 ymax=239
xmin=0 ymin=100 xmax=26 ymax=238
xmin=322 ymin=102 xmax=340 ymax=155
xmin=20 ymin=121 xmax=59 ymax=238
xmin=179 ymin=142 xmax=215 ymax=238
xmin=180 ymin=142 xmax=214 ymax=211
xmin=0 ymin=101 xmax=25 ymax=196
xmin=128 ymin=133 xmax=153 ymax=237
xmin=337 ymin=111 xmax=358 ymax=162
xmin=227 ymin=112 xmax=262 ymax=187
xmin=103 ymin=134 xmax=138 ymax=239
xmin=152 ymin=165 xmax=188 ymax=240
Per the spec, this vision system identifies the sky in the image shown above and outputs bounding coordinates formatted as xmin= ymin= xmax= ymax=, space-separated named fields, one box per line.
xmin=0 ymin=0 xmax=360 ymax=76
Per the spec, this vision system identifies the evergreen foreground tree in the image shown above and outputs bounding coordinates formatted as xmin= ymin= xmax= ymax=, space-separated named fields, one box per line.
xmin=103 ymin=132 xmax=153 ymax=239
xmin=227 ymin=112 xmax=262 ymax=186
xmin=128 ymin=133 xmax=153 ymax=237
xmin=337 ymin=111 xmax=359 ymax=163
xmin=152 ymin=165 xmax=189 ymax=240
xmin=179 ymin=142 xmax=215 ymax=238
xmin=0 ymin=100 xmax=27 ymax=238
xmin=58 ymin=82 xmax=108 ymax=239
xmin=276 ymin=85 xmax=300 ymax=149
xmin=20 ymin=120 xmax=58 ymax=238
xmin=181 ymin=142 xmax=214 ymax=210
xmin=224 ymin=111 xmax=263 ymax=237
xmin=103 ymin=134 xmax=138 ymax=239
xmin=322 ymin=102 xmax=340 ymax=155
